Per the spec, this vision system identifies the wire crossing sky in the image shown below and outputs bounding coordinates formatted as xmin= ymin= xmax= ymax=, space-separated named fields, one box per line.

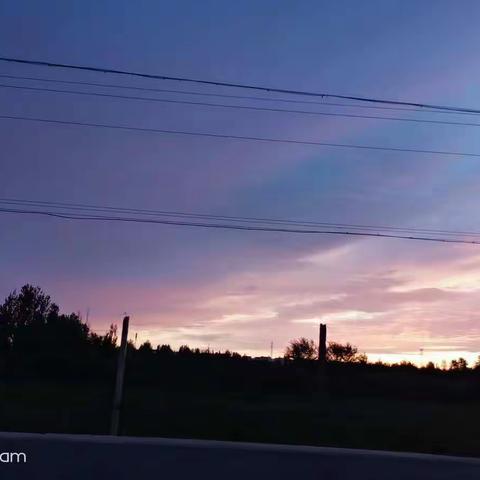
xmin=4 ymin=206 xmax=480 ymax=245
xmin=2 ymin=55 xmax=480 ymax=114
xmin=4 ymin=82 xmax=480 ymax=128
xmin=1 ymin=198 xmax=480 ymax=245
xmin=3 ymin=114 xmax=480 ymax=158
xmin=3 ymin=197 xmax=480 ymax=236
xmin=4 ymin=72 xmax=480 ymax=117
xmin=3 ymin=1 xmax=480 ymax=363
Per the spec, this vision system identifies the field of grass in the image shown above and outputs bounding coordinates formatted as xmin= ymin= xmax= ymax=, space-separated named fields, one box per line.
xmin=1 ymin=378 xmax=478 ymax=457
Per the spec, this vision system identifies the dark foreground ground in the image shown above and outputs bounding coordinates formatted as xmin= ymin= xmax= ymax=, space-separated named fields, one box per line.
xmin=1 ymin=432 xmax=480 ymax=480
xmin=0 ymin=377 xmax=479 ymax=457
xmin=0 ymin=433 xmax=480 ymax=480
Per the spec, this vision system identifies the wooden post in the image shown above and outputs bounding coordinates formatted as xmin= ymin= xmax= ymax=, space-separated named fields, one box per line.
xmin=318 ymin=323 xmax=327 ymax=365
xmin=110 ymin=315 xmax=129 ymax=435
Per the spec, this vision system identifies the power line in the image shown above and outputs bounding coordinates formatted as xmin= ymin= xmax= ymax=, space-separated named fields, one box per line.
xmin=3 ymin=82 xmax=480 ymax=128
xmin=2 ymin=113 xmax=480 ymax=159
xmin=1 ymin=73 xmax=478 ymax=117
xmin=1 ymin=56 xmax=479 ymax=115
xmin=2 ymin=198 xmax=480 ymax=238
xmin=1 ymin=206 xmax=478 ymax=245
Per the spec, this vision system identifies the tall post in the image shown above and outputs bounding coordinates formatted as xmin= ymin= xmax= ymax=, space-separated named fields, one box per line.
xmin=318 ymin=323 xmax=327 ymax=365
xmin=111 ymin=315 xmax=129 ymax=435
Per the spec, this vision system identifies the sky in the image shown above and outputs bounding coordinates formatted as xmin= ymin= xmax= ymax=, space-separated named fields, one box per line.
xmin=2 ymin=0 xmax=480 ymax=365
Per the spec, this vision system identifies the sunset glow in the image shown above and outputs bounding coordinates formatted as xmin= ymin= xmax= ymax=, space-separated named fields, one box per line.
xmin=2 ymin=2 xmax=480 ymax=367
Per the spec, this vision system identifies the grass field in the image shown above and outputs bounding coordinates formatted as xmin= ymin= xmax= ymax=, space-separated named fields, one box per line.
xmin=1 ymin=378 xmax=478 ymax=457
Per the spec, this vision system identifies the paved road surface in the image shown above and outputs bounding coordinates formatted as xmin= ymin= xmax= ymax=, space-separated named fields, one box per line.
xmin=1 ymin=432 xmax=479 ymax=479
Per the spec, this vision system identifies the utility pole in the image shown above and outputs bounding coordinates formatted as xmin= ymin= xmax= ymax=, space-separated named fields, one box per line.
xmin=270 ymin=341 xmax=273 ymax=358
xmin=318 ymin=323 xmax=327 ymax=365
xmin=110 ymin=315 xmax=129 ymax=435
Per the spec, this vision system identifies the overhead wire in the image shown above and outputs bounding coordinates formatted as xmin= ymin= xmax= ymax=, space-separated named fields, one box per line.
xmin=1 ymin=56 xmax=480 ymax=114
xmin=1 ymin=73 xmax=479 ymax=117
xmin=2 ymin=82 xmax=480 ymax=128
xmin=1 ymin=198 xmax=479 ymax=240
xmin=1 ymin=206 xmax=479 ymax=245
xmin=1 ymin=59 xmax=479 ymax=246
xmin=2 ymin=114 xmax=480 ymax=158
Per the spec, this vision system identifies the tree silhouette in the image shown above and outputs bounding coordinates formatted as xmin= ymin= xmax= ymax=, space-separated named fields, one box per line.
xmin=138 ymin=340 xmax=153 ymax=354
xmin=178 ymin=345 xmax=192 ymax=356
xmin=450 ymin=357 xmax=468 ymax=371
xmin=0 ymin=284 xmax=127 ymax=380
xmin=284 ymin=338 xmax=317 ymax=360
xmin=327 ymin=341 xmax=366 ymax=363
xmin=157 ymin=344 xmax=174 ymax=356
xmin=0 ymin=284 xmax=90 ymax=355
xmin=474 ymin=356 xmax=480 ymax=370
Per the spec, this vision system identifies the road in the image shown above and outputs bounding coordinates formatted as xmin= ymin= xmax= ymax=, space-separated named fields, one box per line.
xmin=1 ymin=432 xmax=479 ymax=479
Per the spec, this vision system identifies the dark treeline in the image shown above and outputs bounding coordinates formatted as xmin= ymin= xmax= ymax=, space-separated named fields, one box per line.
xmin=1 ymin=284 xmax=479 ymax=396
xmin=1 ymin=285 xmax=480 ymax=455
xmin=0 ymin=285 xmax=118 ymax=379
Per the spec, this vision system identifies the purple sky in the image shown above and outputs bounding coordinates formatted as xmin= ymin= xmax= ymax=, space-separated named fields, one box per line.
xmin=2 ymin=1 xmax=480 ymax=364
